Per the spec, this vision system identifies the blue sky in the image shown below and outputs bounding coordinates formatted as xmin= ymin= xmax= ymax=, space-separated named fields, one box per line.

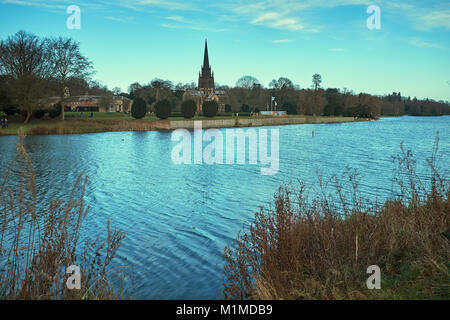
xmin=0 ymin=0 xmax=449 ymax=101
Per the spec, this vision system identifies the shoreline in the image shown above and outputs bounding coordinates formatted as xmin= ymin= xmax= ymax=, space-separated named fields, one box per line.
xmin=0 ymin=115 xmax=368 ymax=136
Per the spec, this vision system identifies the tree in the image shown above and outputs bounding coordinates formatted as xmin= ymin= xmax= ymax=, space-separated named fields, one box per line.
xmin=312 ymin=74 xmax=322 ymax=90
xmin=99 ymin=95 xmax=113 ymax=112
xmin=236 ymin=75 xmax=260 ymax=89
xmin=269 ymin=77 xmax=295 ymax=106
xmin=128 ymin=82 xmax=142 ymax=99
xmin=323 ymin=103 xmax=334 ymax=116
xmin=269 ymin=77 xmax=294 ymax=90
xmin=154 ymin=99 xmax=171 ymax=119
xmin=0 ymin=77 xmax=15 ymax=114
xmin=181 ymin=99 xmax=196 ymax=119
xmin=48 ymin=36 xmax=93 ymax=120
xmin=358 ymin=93 xmax=381 ymax=119
xmin=203 ymin=101 xmax=218 ymax=117
xmin=325 ymin=88 xmax=344 ymax=116
xmin=33 ymin=109 xmax=46 ymax=119
xmin=131 ymin=97 xmax=147 ymax=119
xmin=112 ymin=87 xmax=121 ymax=96
xmin=282 ymin=101 xmax=297 ymax=115
xmin=49 ymin=102 xmax=62 ymax=119
xmin=0 ymin=31 xmax=50 ymax=123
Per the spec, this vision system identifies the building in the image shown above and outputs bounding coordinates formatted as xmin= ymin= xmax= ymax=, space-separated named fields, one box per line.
xmin=198 ymin=40 xmax=215 ymax=97
xmin=183 ymin=40 xmax=225 ymax=113
xmin=40 ymin=94 xmax=132 ymax=113
xmin=65 ymin=94 xmax=131 ymax=112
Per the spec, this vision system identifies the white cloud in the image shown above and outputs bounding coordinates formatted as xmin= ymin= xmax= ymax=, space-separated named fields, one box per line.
xmin=417 ymin=10 xmax=450 ymax=30
xmin=408 ymin=38 xmax=445 ymax=49
xmin=250 ymin=11 xmax=305 ymax=31
xmin=252 ymin=12 xmax=281 ymax=24
xmin=1 ymin=0 xmax=65 ymax=9
xmin=167 ymin=15 xmax=187 ymax=22
xmin=272 ymin=39 xmax=293 ymax=43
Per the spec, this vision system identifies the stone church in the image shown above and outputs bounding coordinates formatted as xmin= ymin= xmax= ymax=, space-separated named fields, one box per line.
xmin=183 ymin=40 xmax=225 ymax=113
xmin=198 ymin=40 xmax=215 ymax=96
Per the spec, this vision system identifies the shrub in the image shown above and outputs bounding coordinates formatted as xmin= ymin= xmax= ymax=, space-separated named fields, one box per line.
xmin=225 ymin=104 xmax=232 ymax=113
xmin=3 ymin=106 xmax=17 ymax=116
xmin=33 ymin=109 xmax=46 ymax=119
xmin=323 ymin=104 xmax=334 ymax=116
xmin=282 ymin=101 xmax=297 ymax=115
xmin=181 ymin=100 xmax=197 ymax=119
xmin=131 ymin=97 xmax=147 ymax=119
xmin=240 ymin=104 xmax=250 ymax=112
xmin=202 ymin=101 xmax=218 ymax=117
xmin=49 ymin=102 xmax=62 ymax=119
xmin=154 ymin=99 xmax=172 ymax=119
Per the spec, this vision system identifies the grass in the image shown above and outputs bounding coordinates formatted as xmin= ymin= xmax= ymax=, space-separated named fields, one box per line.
xmin=0 ymin=112 xmax=358 ymax=136
xmin=0 ymin=134 xmax=127 ymax=299
xmin=222 ymin=137 xmax=449 ymax=300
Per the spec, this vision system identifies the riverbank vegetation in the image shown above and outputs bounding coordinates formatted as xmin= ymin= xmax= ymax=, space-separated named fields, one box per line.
xmin=223 ymin=139 xmax=449 ymax=300
xmin=0 ymin=135 xmax=126 ymax=299
xmin=0 ymin=113 xmax=360 ymax=136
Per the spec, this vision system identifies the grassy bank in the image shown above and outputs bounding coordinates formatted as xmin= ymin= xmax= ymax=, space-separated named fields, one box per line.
xmin=0 ymin=112 xmax=363 ymax=136
xmin=223 ymin=140 xmax=449 ymax=300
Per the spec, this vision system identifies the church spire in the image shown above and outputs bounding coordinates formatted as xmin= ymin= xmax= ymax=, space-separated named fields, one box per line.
xmin=201 ymin=39 xmax=211 ymax=77
xmin=203 ymin=40 xmax=210 ymax=69
xmin=198 ymin=39 xmax=214 ymax=95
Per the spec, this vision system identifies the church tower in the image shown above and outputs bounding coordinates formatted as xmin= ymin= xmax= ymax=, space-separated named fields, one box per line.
xmin=198 ymin=40 xmax=215 ymax=96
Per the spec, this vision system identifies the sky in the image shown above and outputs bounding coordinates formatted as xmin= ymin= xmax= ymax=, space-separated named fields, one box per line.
xmin=0 ymin=0 xmax=449 ymax=101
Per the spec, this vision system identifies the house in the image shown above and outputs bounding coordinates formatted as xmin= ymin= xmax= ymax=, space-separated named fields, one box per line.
xmin=62 ymin=94 xmax=132 ymax=112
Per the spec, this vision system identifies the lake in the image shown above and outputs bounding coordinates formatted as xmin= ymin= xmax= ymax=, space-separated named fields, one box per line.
xmin=0 ymin=116 xmax=448 ymax=299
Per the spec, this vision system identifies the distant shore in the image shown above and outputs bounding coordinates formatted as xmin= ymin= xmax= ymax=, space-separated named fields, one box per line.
xmin=0 ymin=114 xmax=369 ymax=136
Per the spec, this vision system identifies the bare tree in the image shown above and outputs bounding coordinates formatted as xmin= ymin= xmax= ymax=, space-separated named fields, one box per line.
xmin=112 ymin=87 xmax=121 ymax=96
xmin=236 ymin=75 xmax=260 ymax=89
xmin=269 ymin=77 xmax=294 ymax=90
xmin=0 ymin=30 xmax=50 ymax=123
xmin=48 ymin=36 xmax=93 ymax=120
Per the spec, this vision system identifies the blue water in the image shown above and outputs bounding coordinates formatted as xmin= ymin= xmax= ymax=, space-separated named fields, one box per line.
xmin=0 ymin=116 xmax=448 ymax=299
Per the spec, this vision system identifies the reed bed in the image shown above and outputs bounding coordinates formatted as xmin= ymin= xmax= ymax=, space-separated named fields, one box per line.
xmin=223 ymin=137 xmax=449 ymax=300
xmin=0 ymin=133 xmax=126 ymax=299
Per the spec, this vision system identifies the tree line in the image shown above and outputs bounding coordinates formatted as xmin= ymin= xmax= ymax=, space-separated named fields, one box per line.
xmin=126 ymin=74 xmax=449 ymax=119
xmin=1 ymin=31 xmax=449 ymax=122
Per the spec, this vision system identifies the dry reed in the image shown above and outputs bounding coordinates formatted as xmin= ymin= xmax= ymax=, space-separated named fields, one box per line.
xmin=0 ymin=133 xmax=126 ymax=299
xmin=223 ymin=136 xmax=449 ymax=300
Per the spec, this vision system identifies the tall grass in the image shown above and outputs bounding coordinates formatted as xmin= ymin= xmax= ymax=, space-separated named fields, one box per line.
xmin=24 ymin=119 xmax=158 ymax=135
xmin=0 ymin=133 xmax=126 ymax=299
xmin=223 ymin=137 xmax=449 ymax=300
